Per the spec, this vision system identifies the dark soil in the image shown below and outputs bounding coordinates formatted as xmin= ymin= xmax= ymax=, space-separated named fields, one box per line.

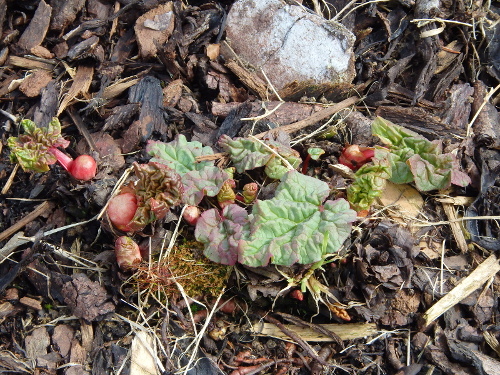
xmin=0 ymin=0 xmax=500 ymax=374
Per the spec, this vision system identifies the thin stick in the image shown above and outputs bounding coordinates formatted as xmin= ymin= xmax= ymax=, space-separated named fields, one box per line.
xmin=0 ymin=201 xmax=53 ymax=242
xmin=1 ymin=164 xmax=19 ymax=195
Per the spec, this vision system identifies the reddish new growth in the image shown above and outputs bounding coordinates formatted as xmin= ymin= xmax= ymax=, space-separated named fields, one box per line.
xmin=106 ymin=162 xmax=183 ymax=233
xmin=47 ymin=148 xmax=97 ymax=181
xmin=115 ymin=236 xmax=141 ymax=270
xmin=338 ymin=144 xmax=375 ymax=171
xmin=7 ymin=118 xmax=97 ymax=181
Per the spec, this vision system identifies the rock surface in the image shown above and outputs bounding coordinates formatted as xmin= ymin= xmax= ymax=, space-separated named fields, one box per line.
xmin=223 ymin=0 xmax=356 ymax=100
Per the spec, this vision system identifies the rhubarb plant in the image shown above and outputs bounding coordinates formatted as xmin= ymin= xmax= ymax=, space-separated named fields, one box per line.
xmin=136 ymin=133 xmax=356 ymax=267
xmin=347 ymin=117 xmax=471 ymax=211
xmin=8 ymin=118 xmax=97 ymax=180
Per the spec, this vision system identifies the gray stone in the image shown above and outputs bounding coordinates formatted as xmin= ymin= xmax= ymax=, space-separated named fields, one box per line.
xmin=223 ymin=0 xmax=356 ymax=100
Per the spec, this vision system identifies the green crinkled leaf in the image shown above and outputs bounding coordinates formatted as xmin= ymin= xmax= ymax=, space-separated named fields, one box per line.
xmin=182 ymin=167 xmax=230 ymax=205
xmin=147 ymin=135 xmax=229 ymax=204
xmin=219 ymin=133 xmax=301 ymax=179
xmin=8 ymin=118 xmax=70 ymax=173
xmin=195 ymin=204 xmax=250 ymax=265
xmin=240 ymin=171 xmax=357 ymax=267
xmin=147 ymin=135 xmax=215 ymax=174
xmin=347 ymin=149 xmax=392 ymax=211
xmin=371 ymin=117 xmax=471 ymax=191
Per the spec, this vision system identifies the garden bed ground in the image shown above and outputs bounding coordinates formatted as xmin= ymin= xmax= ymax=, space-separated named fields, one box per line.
xmin=0 ymin=0 xmax=500 ymax=374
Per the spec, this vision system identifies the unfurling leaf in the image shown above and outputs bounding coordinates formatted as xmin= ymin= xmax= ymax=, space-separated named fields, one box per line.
xmin=347 ymin=149 xmax=392 ymax=211
xmin=242 ymin=182 xmax=258 ymax=204
xmin=8 ymin=118 xmax=70 ymax=173
xmin=125 ymin=162 xmax=183 ymax=232
xmin=217 ymin=179 xmax=236 ymax=209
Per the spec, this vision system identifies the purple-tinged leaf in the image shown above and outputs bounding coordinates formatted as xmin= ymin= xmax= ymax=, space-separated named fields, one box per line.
xmin=195 ymin=204 xmax=250 ymax=265
xmin=147 ymin=134 xmax=215 ymax=174
xmin=182 ymin=167 xmax=229 ymax=205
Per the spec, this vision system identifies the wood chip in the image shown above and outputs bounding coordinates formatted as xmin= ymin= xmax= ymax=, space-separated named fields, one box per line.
xmin=15 ymin=0 xmax=51 ymax=53
xmin=7 ymin=56 xmax=55 ymax=71
xmin=422 ymin=254 xmax=500 ymax=327
xmin=252 ymin=322 xmax=378 ymax=342
xmin=18 ymin=69 xmax=53 ymax=97
xmin=19 ymin=296 xmax=42 ymax=311
xmin=57 ymin=65 xmax=94 ymax=116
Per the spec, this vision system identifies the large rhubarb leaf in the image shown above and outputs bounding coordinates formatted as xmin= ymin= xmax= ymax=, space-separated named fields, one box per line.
xmin=219 ymin=132 xmax=301 ymax=179
xmin=240 ymin=171 xmax=357 ymax=267
xmin=147 ymin=135 xmax=228 ymax=204
xmin=195 ymin=204 xmax=250 ymax=265
xmin=8 ymin=118 xmax=70 ymax=173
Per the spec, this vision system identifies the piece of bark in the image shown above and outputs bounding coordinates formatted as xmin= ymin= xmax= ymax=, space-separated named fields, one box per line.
xmin=52 ymin=325 xmax=75 ymax=358
xmin=102 ymin=103 xmax=140 ymax=131
xmin=375 ymin=106 xmax=466 ymax=139
xmin=134 ymin=2 xmax=175 ymax=58
xmin=30 ymin=45 xmax=54 ymax=59
xmin=57 ymin=65 xmax=94 ymax=116
xmin=217 ymin=102 xmax=253 ymax=138
xmin=255 ymin=96 xmax=358 ymax=138
xmin=438 ymin=83 xmax=474 ymax=131
xmin=224 ymin=58 xmax=268 ymax=99
xmin=18 ymin=69 xmax=53 ymax=97
xmin=110 ymin=28 xmax=135 ymax=63
xmin=19 ymin=296 xmax=43 ymax=311
xmin=67 ymin=35 xmax=100 ymax=61
xmin=15 ymin=0 xmax=51 ymax=54
xmin=50 ymin=0 xmax=86 ymax=31
xmin=163 ymin=79 xmax=183 ymax=107
xmin=25 ymin=327 xmax=50 ymax=359
xmin=471 ymin=81 xmax=500 ymax=149
xmin=61 ymin=273 xmax=115 ymax=322
xmin=77 ymin=131 xmax=125 ymax=170
xmin=7 ymin=56 xmax=55 ymax=71
xmin=122 ymin=76 xmax=169 ymax=152
xmin=0 ymin=0 xmax=6 ymax=38
xmin=211 ymin=101 xmax=326 ymax=124
xmin=33 ymin=81 xmax=59 ymax=128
